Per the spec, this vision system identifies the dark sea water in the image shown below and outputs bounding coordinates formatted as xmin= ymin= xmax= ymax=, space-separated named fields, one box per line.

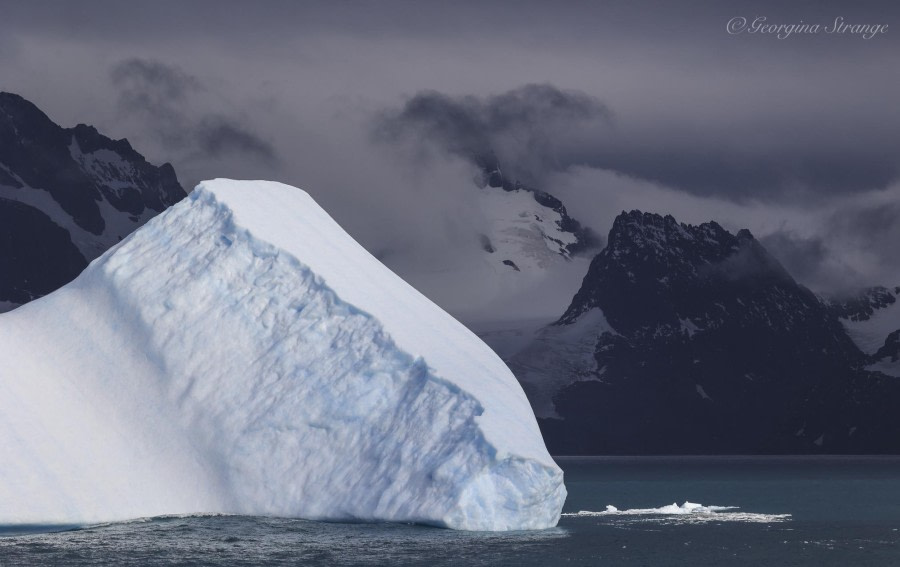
xmin=3 ymin=456 xmax=900 ymax=566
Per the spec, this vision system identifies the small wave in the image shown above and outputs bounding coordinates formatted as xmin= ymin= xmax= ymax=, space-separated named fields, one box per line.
xmin=562 ymin=501 xmax=790 ymax=524
xmin=79 ymin=513 xmax=237 ymax=531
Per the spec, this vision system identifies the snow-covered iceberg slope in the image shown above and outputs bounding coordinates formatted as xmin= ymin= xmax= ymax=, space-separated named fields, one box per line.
xmin=0 ymin=179 xmax=565 ymax=531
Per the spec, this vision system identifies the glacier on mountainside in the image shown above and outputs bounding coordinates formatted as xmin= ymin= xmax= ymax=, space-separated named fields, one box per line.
xmin=510 ymin=308 xmax=617 ymax=418
xmin=0 ymin=179 xmax=565 ymax=531
xmin=838 ymin=287 xmax=900 ymax=377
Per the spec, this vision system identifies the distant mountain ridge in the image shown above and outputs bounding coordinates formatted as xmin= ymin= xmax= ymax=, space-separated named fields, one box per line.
xmin=510 ymin=210 xmax=900 ymax=454
xmin=0 ymin=92 xmax=186 ymax=308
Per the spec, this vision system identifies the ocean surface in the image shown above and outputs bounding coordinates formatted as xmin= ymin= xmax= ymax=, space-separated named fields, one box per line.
xmin=3 ymin=456 xmax=900 ymax=566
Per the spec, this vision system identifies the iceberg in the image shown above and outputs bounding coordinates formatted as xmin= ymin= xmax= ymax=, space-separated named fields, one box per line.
xmin=0 ymin=179 xmax=565 ymax=531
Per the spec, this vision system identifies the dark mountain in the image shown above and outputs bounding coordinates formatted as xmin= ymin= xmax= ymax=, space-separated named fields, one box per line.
xmin=0 ymin=92 xmax=186 ymax=309
xmin=511 ymin=210 xmax=900 ymax=455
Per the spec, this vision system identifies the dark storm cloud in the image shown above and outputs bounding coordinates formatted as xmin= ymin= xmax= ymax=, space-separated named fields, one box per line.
xmin=373 ymin=84 xmax=611 ymax=185
xmin=194 ymin=118 xmax=277 ymax=162
xmin=376 ymin=84 xmax=900 ymax=200
xmin=110 ymin=58 xmax=276 ymax=163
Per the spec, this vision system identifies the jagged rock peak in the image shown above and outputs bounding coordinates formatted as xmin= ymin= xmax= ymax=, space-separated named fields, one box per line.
xmin=559 ymin=210 xmax=796 ymax=325
xmin=607 ymin=210 xmax=736 ymax=251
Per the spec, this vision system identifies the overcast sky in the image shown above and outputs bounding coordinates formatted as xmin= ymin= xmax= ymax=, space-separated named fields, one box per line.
xmin=2 ymin=0 xmax=898 ymax=297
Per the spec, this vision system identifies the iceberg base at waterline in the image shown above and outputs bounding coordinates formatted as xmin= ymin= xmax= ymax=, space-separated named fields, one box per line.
xmin=0 ymin=179 xmax=565 ymax=531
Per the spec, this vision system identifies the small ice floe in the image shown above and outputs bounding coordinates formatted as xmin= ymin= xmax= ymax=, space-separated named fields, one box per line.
xmin=562 ymin=501 xmax=790 ymax=524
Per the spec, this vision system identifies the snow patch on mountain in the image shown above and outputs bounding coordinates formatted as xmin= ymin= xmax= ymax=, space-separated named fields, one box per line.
xmin=679 ymin=317 xmax=702 ymax=337
xmin=0 ymin=179 xmax=564 ymax=531
xmin=69 ymin=141 xmax=133 ymax=189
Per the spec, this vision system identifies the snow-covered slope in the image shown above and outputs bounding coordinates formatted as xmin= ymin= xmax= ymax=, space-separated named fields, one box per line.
xmin=0 ymin=179 xmax=564 ymax=531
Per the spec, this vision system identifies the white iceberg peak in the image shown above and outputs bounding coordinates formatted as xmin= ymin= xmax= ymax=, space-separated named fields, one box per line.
xmin=0 ymin=179 xmax=565 ymax=531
